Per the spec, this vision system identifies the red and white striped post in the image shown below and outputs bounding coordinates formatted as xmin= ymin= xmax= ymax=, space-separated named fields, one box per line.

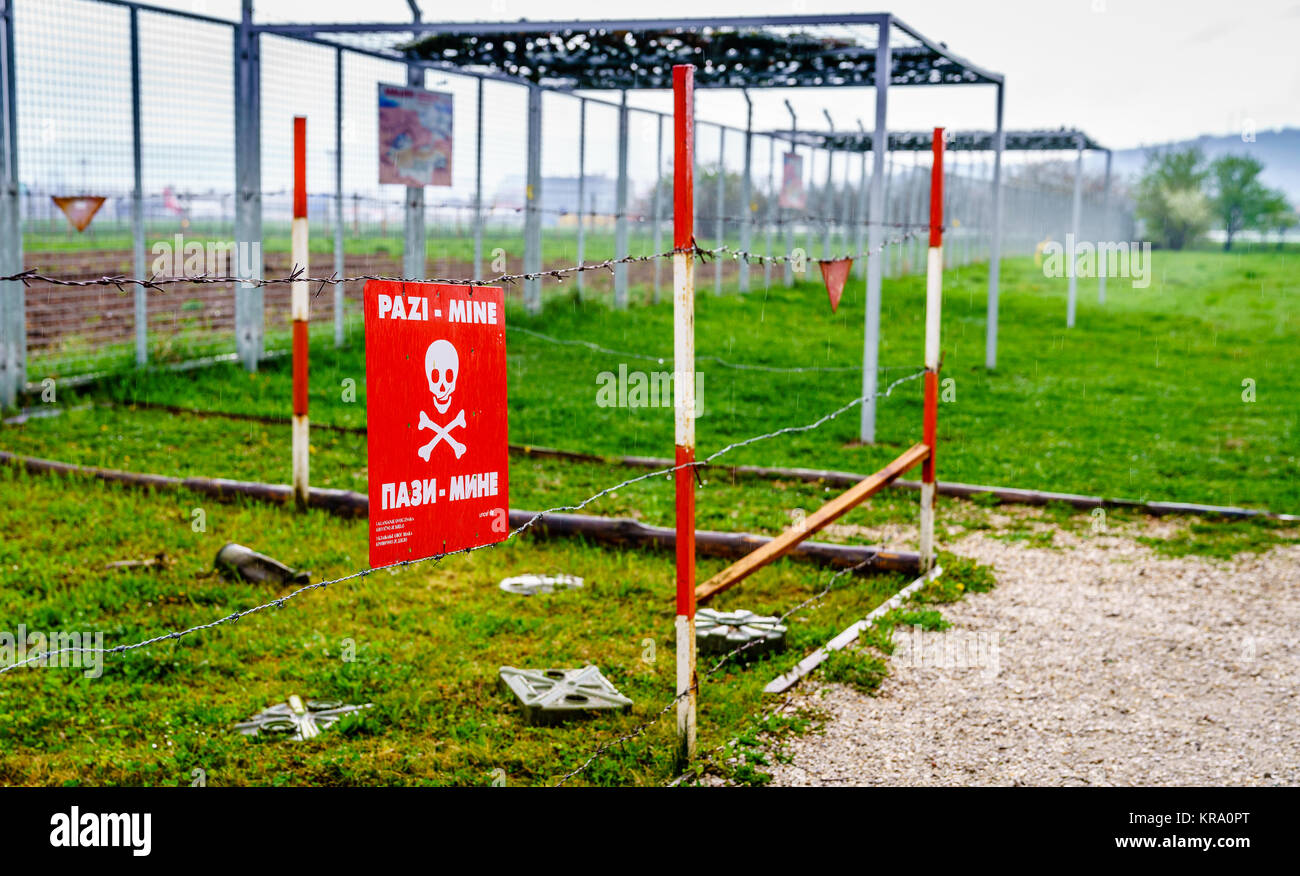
xmin=920 ymin=127 xmax=944 ymax=569
xmin=672 ymin=64 xmax=697 ymax=765
xmin=291 ymin=116 xmax=310 ymax=510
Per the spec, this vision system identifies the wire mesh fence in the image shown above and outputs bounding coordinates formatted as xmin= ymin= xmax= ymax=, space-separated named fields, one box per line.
xmin=5 ymin=0 xmax=1131 ymax=394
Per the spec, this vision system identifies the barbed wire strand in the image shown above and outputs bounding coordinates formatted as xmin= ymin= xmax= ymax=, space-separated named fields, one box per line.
xmin=3 ymin=229 xmax=927 ymax=295
xmin=0 ymin=368 xmax=924 ymax=679
xmin=553 ymin=551 xmax=892 ymax=786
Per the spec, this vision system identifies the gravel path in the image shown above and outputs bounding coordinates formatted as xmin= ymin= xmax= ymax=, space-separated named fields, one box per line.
xmin=766 ymin=531 xmax=1300 ymax=786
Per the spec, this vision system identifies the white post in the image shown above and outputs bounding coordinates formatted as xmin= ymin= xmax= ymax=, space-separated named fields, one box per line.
xmin=739 ymin=91 xmax=753 ymax=293
xmin=615 ymin=89 xmax=630 ymax=307
xmin=1099 ymin=148 xmax=1112 ymax=305
xmin=130 ymin=6 xmax=146 ymax=367
xmin=861 ymin=17 xmax=891 ymax=443
xmin=672 ymin=64 xmax=697 ymax=766
xmin=523 ymin=84 xmax=543 ymax=312
xmin=920 ymin=127 xmax=944 ymax=570
xmin=291 ymin=117 xmax=309 ymax=511
xmin=986 ymin=82 xmax=1005 ymax=370
xmin=1067 ymin=133 xmax=1083 ymax=328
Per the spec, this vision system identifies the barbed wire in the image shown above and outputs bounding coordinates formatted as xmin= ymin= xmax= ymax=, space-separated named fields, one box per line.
xmin=553 ymin=551 xmax=889 ymax=786
xmin=0 ymin=367 xmax=924 ymax=679
xmin=2 ymin=228 xmax=927 ymax=295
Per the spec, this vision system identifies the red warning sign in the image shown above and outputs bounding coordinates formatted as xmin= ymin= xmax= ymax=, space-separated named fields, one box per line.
xmin=51 ymin=196 xmax=106 ymax=232
xmin=364 ymin=280 xmax=509 ymax=567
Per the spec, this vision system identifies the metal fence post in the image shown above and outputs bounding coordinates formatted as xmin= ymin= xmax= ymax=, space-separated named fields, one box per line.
xmin=523 ymin=83 xmax=542 ymax=313
xmin=333 ymin=47 xmax=345 ymax=347
xmin=783 ymin=102 xmax=796 ymax=287
xmin=234 ymin=0 xmax=263 ymax=373
xmin=651 ymin=112 xmax=663 ymax=303
xmin=576 ymin=96 xmax=586 ymax=296
xmin=1099 ymin=148 xmax=1112 ymax=305
xmin=860 ymin=16 xmax=890 ymax=444
xmin=822 ymin=110 xmax=834 ymax=258
xmin=473 ymin=76 xmax=485 ymax=282
xmin=855 ymin=120 xmax=868 ymax=277
xmin=1067 ymin=133 xmax=1083 ymax=328
xmin=764 ymin=135 xmax=775 ymax=288
xmin=0 ymin=0 xmax=19 ymax=407
xmin=986 ymin=81 xmax=1005 ymax=370
xmin=614 ymin=90 xmax=629 ymax=307
xmin=129 ymin=6 xmax=146 ymax=367
xmin=714 ymin=125 xmax=724 ymax=296
xmin=739 ymin=92 xmax=753 ymax=293
xmin=403 ymin=66 xmax=426 ymax=280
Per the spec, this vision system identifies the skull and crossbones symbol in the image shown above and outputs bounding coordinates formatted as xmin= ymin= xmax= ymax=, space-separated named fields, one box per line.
xmin=417 ymin=339 xmax=467 ymax=460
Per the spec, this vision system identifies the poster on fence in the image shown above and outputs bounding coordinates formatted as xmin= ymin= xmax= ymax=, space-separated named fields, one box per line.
xmin=364 ymin=280 xmax=509 ymax=567
xmin=779 ymin=152 xmax=806 ymax=210
xmin=378 ymin=84 xmax=454 ymax=187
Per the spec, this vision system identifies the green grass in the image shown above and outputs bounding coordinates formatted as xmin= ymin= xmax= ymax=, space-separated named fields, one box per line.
xmin=32 ymin=247 xmax=1299 ymax=512
xmin=2 ymin=245 xmax=1297 ymax=786
xmin=0 ymin=464 xmax=993 ymax=786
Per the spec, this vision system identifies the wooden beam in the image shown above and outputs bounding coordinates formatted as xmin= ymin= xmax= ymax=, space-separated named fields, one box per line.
xmin=695 ymin=442 xmax=929 ymax=603
xmin=763 ymin=565 xmax=943 ymax=695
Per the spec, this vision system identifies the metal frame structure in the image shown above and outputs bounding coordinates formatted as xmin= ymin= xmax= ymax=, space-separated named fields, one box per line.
xmin=246 ymin=12 xmax=1004 ymax=445
xmin=0 ymin=4 xmax=1009 ymax=436
xmin=775 ymin=127 xmax=1112 ymax=367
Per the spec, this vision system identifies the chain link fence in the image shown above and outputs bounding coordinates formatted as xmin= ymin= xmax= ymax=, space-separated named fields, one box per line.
xmin=4 ymin=0 xmax=1130 ymax=392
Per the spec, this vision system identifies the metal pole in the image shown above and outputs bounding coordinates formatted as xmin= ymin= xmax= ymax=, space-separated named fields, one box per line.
xmin=1099 ymin=148 xmax=1112 ymax=305
xmin=739 ymin=92 xmax=753 ymax=293
xmin=1067 ymin=133 xmax=1083 ymax=328
xmin=822 ymin=109 xmax=834 ymax=258
xmin=234 ymin=0 xmax=263 ymax=372
xmin=576 ymin=97 xmax=586 ymax=296
xmin=855 ymin=120 xmax=867 ymax=277
xmin=0 ymin=0 xmax=19 ymax=407
xmin=860 ymin=17 xmax=890 ymax=444
xmin=473 ymin=77 xmax=485 ymax=282
xmin=403 ymin=68 xmax=425 ymax=280
xmin=671 ymin=63 xmax=698 ymax=767
xmin=402 ymin=1 xmax=424 ymax=281
xmin=651 ymin=112 xmax=663 ymax=303
xmin=920 ymin=127 xmax=944 ymax=570
xmin=986 ymin=81 xmax=1005 ymax=370
xmin=523 ymin=83 xmax=543 ymax=312
xmin=291 ymin=117 xmax=310 ymax=511
xmin=129 ymin=6 xmax=146 ymax=367
xmin=615 ymin=89 xmax=629 ymax=307
xmin=764 ymin=135 xmax=775 ymax=287
xmin=783 ymin=101 xmax=796 ymax=287
xmin=333 ymin=47 xmax=345 ymax=347
xmin=714 ymin=125 xmax=724 ymax=296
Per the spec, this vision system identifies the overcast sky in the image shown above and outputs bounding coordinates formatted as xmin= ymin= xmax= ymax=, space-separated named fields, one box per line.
xmin=171 ymin=0 xmax=1300 ymax=150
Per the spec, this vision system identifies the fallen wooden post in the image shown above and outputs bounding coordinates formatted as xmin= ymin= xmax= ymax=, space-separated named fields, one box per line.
xmin=763 ymin=565 xmax=943 ymax=695
xmin=694 ymin=442 xmax=929 ymax=604
xmin=0 ymin=451 xmax=919 ymax=575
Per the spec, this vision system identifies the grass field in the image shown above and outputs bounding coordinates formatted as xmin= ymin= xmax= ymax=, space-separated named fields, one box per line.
xmin=0 ymin=244 xmax=1295 ymax=786
xmin=32 ymin=246 xmax=1299 ymax=511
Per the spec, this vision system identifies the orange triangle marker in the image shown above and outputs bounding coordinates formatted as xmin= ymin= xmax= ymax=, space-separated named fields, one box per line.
xmin=52 ymin=196 xmax=106 ymax=232
xmin=818 ymin=258 xmax=853 ymax=313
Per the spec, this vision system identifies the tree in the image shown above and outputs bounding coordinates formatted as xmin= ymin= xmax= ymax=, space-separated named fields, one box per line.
xmin=1135 ymin=148 xmax=1211 ymax=250
xmin=1208 ymin=155 xmax=1272 ymax=251
xmin=1257 ymin=189 xmax=1296 ymax=250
